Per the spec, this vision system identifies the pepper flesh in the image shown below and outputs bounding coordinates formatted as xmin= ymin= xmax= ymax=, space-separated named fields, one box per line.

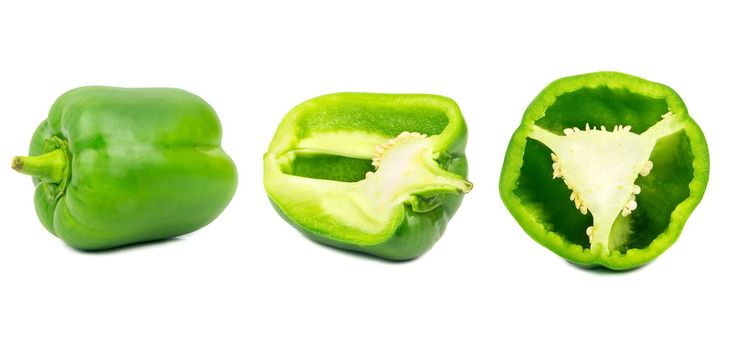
xmin=500 ymin=72 xmax=709 ymax=270
xmin=264 ymin=93 xmax=472 ymax=260
xmin=12 ymin=86 xmax=238 ymax=250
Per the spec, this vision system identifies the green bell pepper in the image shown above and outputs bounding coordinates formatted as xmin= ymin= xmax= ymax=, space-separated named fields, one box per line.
xmin=500 ymin=72 xmax=709 ymax=270
xmin=264 ymin=93 xmax=473 ymax=260
xmin=12 ymin=86 xmax=238 ymax=250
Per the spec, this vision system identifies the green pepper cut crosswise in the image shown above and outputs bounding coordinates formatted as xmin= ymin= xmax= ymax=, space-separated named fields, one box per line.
xmin=12 ymin=87 xmax=238 ymax=250
xmin=500 ymin=72 xmax=709 ymax=270
xmin=264 ymin=93 xmax=473 ymax=260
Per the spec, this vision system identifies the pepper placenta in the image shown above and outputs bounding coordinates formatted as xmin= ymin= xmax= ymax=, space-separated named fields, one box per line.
xmin=264 ymin=93 xmax=472 ymax=260
xmin=499 ymin=72 xmax=709 ymax=270
xmin=12 ymin=87 xmax=238 ymax=250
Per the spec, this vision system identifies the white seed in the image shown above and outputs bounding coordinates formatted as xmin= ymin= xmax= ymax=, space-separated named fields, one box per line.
xmin=623 ymin=125 xmax=632 ymax=132
xmin=639 ymin=160 xmax=653 ymax=176
xmin=570 ymin=192 xmax=576 ymax=201
xmin=553 ymin=170 xmax=561 ymax=179
xmin=573 ymin=127 xmax=581 ymax=132
xmin=574 ymin=198 xmax=581 ymax=209
xmin=551 ymin=153 xmax=558 ymax=161
xmin=365 ymin=171 xmax=374 ymax=178
xmin=563 ymin=128 xmax=574 ymax=135
xmin=632 ymin=184 xmax=641 ymax=194
xmin=627 ymin=200 xmax=638 ymax=211
xmin=579 ymin=206 xmax=588 ymax=215
xmin=622 ymin=208 xmax=632 ymax=217
xmin=585 ymin=123 xmax=590 ymax=131
xmin=601 ymin=125 xmax=607 ymax=132
xmin=552 ymin=162 xmax=560 ymax=170
xmin=586 ymin=226 xmax=594 ymax=239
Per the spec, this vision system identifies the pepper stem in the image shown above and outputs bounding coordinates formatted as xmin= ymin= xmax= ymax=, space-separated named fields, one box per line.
xmin=11 ymin=149 xmax=67 ymax=184
xmin=412 ymin=159 xmax=473 ymax=195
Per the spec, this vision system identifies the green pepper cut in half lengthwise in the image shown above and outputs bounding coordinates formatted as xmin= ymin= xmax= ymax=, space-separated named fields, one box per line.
xmin=500 ymin=72 xmax=709 ymax=270
xmin=12 ymin=87 xmax=238 ymax=250
xmin=264 ymin=93 xmax=473 ymax=260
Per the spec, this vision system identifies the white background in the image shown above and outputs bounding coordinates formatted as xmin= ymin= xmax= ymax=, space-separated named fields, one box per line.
xmin=1 ymin=1 xmax=731 ymax=349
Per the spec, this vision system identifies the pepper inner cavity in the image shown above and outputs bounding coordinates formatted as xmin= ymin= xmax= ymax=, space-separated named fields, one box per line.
xmin=528 ymin=112 xmax=684 ymax=254
xmin=285 ymin=131 xmax=472 ymax=213
xmin=285 ymin=131 xmax=472 ymax=234
xmin=289 ymin=153 xmax=375 ymax=182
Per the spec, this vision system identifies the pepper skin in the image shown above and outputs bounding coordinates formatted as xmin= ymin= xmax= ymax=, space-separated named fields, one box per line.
xmin=264 ymin=93 xmax=472 ymax=260
xmin=12 ymin=87 xmax=238 ymax=250
xmin=500 ymin=72 xmax=709 ymax=270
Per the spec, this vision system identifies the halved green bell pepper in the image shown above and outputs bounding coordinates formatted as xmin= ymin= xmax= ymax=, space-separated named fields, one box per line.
xmin=500 ymin=72 xmax=709 ymax=270
xmin=264 ymin=93 xmax=472 ymax=260
xmin=12 ymin=86 xmax=238 ymax=250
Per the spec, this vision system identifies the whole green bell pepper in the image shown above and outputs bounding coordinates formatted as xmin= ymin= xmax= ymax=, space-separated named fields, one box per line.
xmin=12 ymin=86 xmax=238 ymax=250
xmin=264 ymin=93 xmax=473 ymax=260
xmin=500 ymin=72 xmax=709 ymax=270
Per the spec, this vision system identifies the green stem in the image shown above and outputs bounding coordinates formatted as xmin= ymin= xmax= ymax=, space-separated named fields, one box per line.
xmin=11 ymin=149 xmax=67 ymax=183
xmin=423 ymin=161 xmax=474 ymax=194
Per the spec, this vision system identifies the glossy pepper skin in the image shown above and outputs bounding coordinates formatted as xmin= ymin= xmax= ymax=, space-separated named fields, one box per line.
xmin=500 ymin=72 xmax=709 ymax=270
xmin=12 ymin=87 xmax=238 ymax=250
xmin=264 ymin=93 xmax=472 ymax=260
